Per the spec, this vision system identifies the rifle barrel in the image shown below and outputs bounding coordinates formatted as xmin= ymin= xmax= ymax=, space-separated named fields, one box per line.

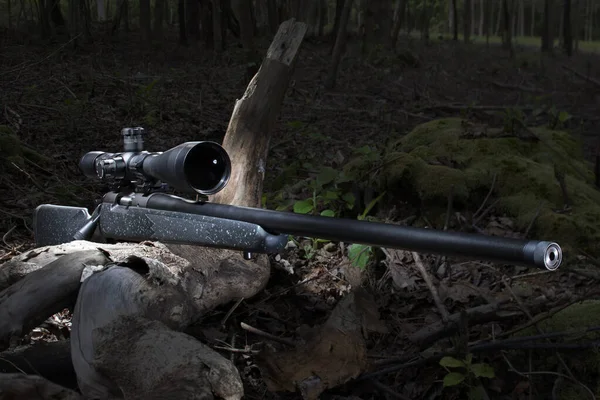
xmin=139 ymin=193 xmax=562 ymax=270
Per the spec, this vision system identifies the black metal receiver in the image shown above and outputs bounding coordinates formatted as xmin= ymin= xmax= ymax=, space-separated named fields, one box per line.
xmin=33 ymin=127 xmax=563 ymax=271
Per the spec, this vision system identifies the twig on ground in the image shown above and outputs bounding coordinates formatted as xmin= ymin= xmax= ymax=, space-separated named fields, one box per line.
xmin=490 ymin=80 xmax=542 ymax=93
xmin=472 ymin=199 xmax=500 ymax=227
xmin=524 ymin=202 xmax=544 ymax=238
xmin=221 ymin=297 xmax=244 ymax=327
xmin=501 ymin=352 xmax=596 ymax=400
xmin=562 ymin=64 xmax=600 ymax=89
xmin=240 ymin=322 xmax=296 ymax=347
xmin=473 ymin=173 xmax=497 ymax=221
xmin=501 ymin=277 xmax=578 ymax=384
xmin=369 ymin=379 xmax=412 ymax=400
xmin=411 ymin=252 xmax=449 ymax=323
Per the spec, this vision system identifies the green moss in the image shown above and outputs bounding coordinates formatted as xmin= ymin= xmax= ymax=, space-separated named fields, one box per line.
xmin=344 ymin=118 xmax=600 ymax=257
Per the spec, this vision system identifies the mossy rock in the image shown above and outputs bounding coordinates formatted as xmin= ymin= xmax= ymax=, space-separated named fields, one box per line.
xmin=512 ymin=301 xmax=600 ymax=398
xmin=344 ymin=118 xmax=600 ymax=257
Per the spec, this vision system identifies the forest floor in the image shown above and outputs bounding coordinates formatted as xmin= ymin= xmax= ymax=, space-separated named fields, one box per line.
xmin=2 ymin=28 xmax=600 ymax=399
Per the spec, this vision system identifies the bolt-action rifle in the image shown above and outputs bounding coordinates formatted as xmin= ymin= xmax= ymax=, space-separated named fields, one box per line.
xmin=34 ymin=127 xmax=563 ymax=271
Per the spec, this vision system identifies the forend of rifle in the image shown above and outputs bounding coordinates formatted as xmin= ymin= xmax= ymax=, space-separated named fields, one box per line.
xmin=78 ymin=127 xmax=231 ymax=195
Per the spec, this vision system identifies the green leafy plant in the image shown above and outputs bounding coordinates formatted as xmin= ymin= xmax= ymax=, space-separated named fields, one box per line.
xmin=502 ymin=107 xmax=525 ymax=134
xmin=548 ymin=106 xmax=572 ymax=129
xmin=439 ymin=354 xmax=495 ymax=400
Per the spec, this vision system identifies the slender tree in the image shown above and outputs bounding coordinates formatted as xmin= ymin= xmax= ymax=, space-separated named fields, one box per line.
xmin=563 ymin=0 xmax=573 ymax=55
xmin=541 ymin=0 xmax=552 ymax=51
xmin=325 ymin=0 xmax=353 ymax=89
xmin=464 ymin=0 xmax=472 ymax=42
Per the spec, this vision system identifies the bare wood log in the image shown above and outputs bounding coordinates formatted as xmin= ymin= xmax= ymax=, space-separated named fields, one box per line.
xmin=0 ymin=250 xmax=110 ymax=350
xmin=0 ymin=340 xmax=77 ymax=390
xmin=211 ymin=18 xmax=307 ymax=208
xmin=0 ymin=241 xmax=141 ymax=291
xmin=0 ymin=373 xmax=83 ymax=400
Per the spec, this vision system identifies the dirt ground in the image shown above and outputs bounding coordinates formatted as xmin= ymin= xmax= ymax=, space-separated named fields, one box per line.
xmin=2 ymin=29 xmax=600 ymax=399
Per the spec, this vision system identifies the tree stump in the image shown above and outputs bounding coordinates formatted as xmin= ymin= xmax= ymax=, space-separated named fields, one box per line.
xmin=0 ymin=19 xmax=307 ymax=399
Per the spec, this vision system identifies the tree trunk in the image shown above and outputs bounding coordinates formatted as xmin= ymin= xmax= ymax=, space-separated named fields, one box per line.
xmin=471 ymin=0 xmax=475 ymax=36
xmin=421 ymin=0 xmax=430 ymax=42
xmin=213 ymin=0 xmax=224 ymax=51
xmin=201 ymin=0 xmax=213 ymax=47
xmin=479 ymin=0 xmax=484 ymax=35
xmin=531 ymin=0 xmax=536 ymax=35
xmin=502 ymin=0 xmax=513 ymax=55
xmin=464 ymin=0 xmax=472 ymax=42
xmin=495 ymin=0 xmax=502 ymax=35
xmin=7 ymin=0 xmax=11 ymax=29
xmin=325 ymin=0 xmax=353 ymax=89
xmin=519 ymin=0 xmax=525 ymax=36
xmin=186 ymin=0 xmax=199 ymax=41
xmin=452 ymin=0 xmax=458 ymax=39
xmin=318 ymin=0 xmax=327 ymax=36
xmin=212 ymin=19 xmax=306 ymax=206
xmin=390 ymin=0 xmax=406 ymax=48
xmin=564 ymin=0 xmax=573 ymax=54
xmin=487 ymin=0 xmax=492 ymax=44
xmin=232 ymin=0 xmax=254 ymax=49
xmin=267 ymin=0 xmax=278 ymax=34
xmin=542 ymin=0 xmax=552 ymax=50
xmin=97 ymin=0 xmax=106 ymax=21
xmin=0 ymin=20 xmax=307 ymax=400
xmin=178 ymin=0 xmax=186 ymax=44
xmin=153 ymin=0 xmax=165 ymax=38
xmin=587 ymin=0 xmax=594 ymax=40
xmin=139 ymin=0 xmax=151 ymax=41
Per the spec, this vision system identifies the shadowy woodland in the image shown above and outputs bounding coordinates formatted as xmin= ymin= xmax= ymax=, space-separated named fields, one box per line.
xmin=2 ymin=0 xmax=600 ymax=400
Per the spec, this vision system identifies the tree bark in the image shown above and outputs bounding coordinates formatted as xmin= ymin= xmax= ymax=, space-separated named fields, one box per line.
xmin=153 ymin=0 xmax=165 ymax=38
xmin=390 ymin=0 xmax=406 ymax=48
xmin=213 ymin=0 xmax=224 ymax=51
xmin=139 ymin=0 xmax=151 ymax=41
xmin=325 ymin=0 xmax=353 ymax=89
xmin=531 ymin=0 xmax=536 ymax=36
xmin=232 ymin=0 xmax=254 ymax=49
xmin=178 ymin=0 xmax=187 ymax=44
xmin=542 ymin=0 xmax=553 ymax=51
xmin=267 ymin=0 xmax=278 ymax=34
xmin=479 ymin=0 xmax=484 ymax=35
xmin=502 ymin=0 xmax=513 ymax=53
xmin=563 ymin=0 xmax=573 ymax=55
xmin=464 ymin=0 xmax=472 ymax=42
xmin=452 ymin=0 xmax=458 ymax=39
xmin=97 ymin=0 xmax=106 ymax=21
xmin=186 ymin=0 xmax=200 ymax=41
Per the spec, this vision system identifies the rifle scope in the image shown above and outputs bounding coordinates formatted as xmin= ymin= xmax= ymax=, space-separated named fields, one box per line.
xmin=79 ymin=127 xmax=231 ymax=195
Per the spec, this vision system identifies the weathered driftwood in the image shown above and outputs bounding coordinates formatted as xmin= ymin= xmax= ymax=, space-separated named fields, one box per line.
xmin=0 ymin=340 xmax=77 ymax=390
xmin=0 ymin=249 xmax=110 ymax=350
xmin=92 ymin=316 xmax=244 ymax=400
xmin=0 ymin=373 xmax=83 ymax=400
